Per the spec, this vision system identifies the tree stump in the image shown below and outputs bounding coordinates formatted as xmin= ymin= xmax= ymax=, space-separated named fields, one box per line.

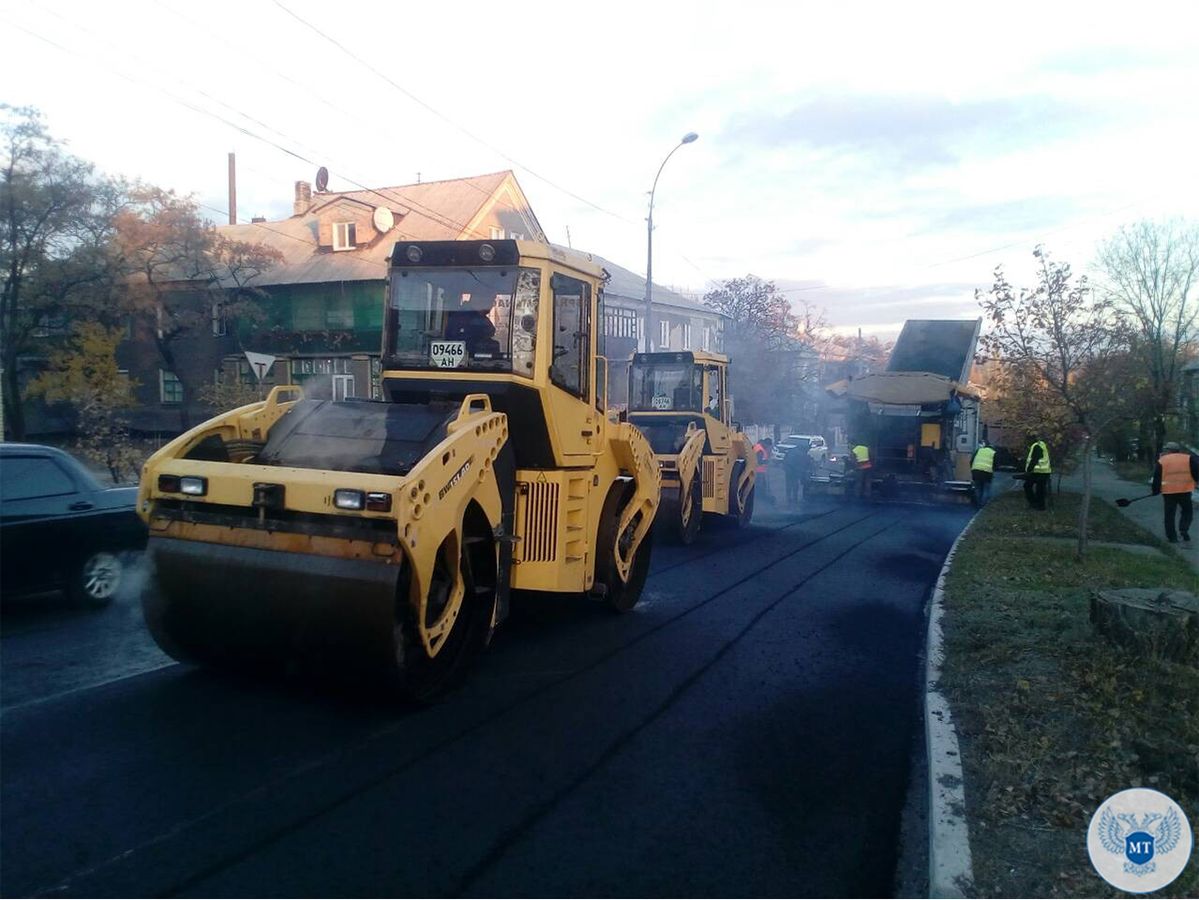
xmin=1090 ymin=589 xmax=1199 ymax=666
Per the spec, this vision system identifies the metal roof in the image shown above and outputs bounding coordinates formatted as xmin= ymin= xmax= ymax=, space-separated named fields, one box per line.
xmin=581 ymin=250 xmax=719 ymax=316
xmin=216 ymin=171 xmax=536 ymax=287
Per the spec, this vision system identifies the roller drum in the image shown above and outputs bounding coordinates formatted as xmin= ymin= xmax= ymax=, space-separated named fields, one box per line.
xmin=145 ymin=537 xmax=405 ymax=681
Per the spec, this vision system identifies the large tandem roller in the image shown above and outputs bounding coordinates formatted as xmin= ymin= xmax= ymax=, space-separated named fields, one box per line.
xmin=137 ymin=240 xmax=659 ymax=699
xmin=626 ymin=351 xmax=755 ymax=543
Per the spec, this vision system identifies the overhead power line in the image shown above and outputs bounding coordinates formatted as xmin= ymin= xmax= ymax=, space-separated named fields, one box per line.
xmin=6 ymin=11 xmax=494 ymax=241
xmin=148 ymin=0 xmax=531 ymax=224
xmin=271 ymin=0 xmax=638 ymax=226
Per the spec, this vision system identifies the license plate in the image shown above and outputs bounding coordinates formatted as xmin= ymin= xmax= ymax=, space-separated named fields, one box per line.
xmin=430 ymin=341 xmax=466 ymax=368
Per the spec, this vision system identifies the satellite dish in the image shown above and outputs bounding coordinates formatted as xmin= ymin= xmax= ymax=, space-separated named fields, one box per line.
xmin=315 ymin=166 xmax=329 ymax=192
xmin=372 ymin=206 xmax=395 ymax=233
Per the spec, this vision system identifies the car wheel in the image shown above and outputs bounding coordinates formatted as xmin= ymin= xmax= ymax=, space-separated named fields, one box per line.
xmin=72 ymin=551 xmax=122 ymax=607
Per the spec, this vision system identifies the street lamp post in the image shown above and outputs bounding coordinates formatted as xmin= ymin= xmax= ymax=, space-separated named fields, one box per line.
xmin=644 ymin=131 xmax=698 ymax=352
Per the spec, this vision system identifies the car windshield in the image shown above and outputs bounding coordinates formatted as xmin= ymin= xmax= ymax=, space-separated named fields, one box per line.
xmin=629 ymin=362 xmax=702 ymax=411
xmin=388 ymin=266 xmax=539 ymax=373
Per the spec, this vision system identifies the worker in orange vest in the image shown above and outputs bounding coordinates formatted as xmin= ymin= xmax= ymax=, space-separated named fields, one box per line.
xmin=753 ymin=437 xmax=773 ymax=504
xmin=1152 ymin=441 xmax=1199 ymax=543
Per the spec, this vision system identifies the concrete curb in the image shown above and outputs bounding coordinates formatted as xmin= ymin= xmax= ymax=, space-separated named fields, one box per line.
xmin=926 ymin=513 xmax=977 ymax=898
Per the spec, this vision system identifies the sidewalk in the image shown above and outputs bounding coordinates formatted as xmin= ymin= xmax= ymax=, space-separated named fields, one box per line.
xmin=1060 ymin=457 xmax=1199 ymax=574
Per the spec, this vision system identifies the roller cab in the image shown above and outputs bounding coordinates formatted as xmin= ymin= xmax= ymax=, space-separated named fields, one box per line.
xmin=138 ymin=240 xmax=659 ymax=699
xmin=627 ymin=351 xmax=755 ymax=542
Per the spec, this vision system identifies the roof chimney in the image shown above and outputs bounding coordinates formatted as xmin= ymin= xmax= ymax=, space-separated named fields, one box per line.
xmin=251 ymin=216 xmax=266 ymax=223
xmin=294 ymin=181 xmax=312 ymax=216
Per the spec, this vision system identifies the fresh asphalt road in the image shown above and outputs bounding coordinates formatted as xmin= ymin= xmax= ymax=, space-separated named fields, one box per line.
xmin=1 ymin=495 xmax=971 ymax=897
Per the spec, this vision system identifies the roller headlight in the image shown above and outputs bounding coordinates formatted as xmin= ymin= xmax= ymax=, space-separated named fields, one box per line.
xmin=158 ymin=474 xmax=207 ymax=496
xmin=179 ymin=476 xmax=207 ymax=496
xmin=479 ymin=243 xmax=496 ymax=262
xmin=405 ymin=245 xmax=422 ymax=263
xmin=334 ymin=489 xmax=365 ymax=511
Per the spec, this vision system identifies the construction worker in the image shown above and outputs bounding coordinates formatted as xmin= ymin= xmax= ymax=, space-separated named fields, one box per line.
xmin=1023 ymin=434 xmax=1051 ymax=511
xmin=851 ymin=440 xmax=872 ymax=499
xmin=753 ymin=437 xmax=773 ymax=504
xmin=971 ymin=440 xmax=996 ymax=507
xmin=1152 ymin=441 xmax=1198 ymax=543
xmin=783 ymin=441 xmax=810 ymax=506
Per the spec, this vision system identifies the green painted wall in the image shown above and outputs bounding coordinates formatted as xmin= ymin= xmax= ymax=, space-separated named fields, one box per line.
xmin=242 ymin=280 xmax=386 ymax=354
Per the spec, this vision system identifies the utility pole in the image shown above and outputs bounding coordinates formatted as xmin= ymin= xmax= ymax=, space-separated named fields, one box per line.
xmin=227 ymin=152 xmax=237 ymax=225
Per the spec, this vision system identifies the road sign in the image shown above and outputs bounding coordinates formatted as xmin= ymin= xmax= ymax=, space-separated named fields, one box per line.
xmin=244 ymin=351 xmax=276 ymax=381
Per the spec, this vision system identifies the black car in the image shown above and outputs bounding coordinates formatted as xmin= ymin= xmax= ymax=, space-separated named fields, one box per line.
xmin=0 ymin=443 xmax=148 ymax=606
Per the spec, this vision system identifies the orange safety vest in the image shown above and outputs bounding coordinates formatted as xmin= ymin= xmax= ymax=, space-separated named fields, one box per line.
xmin=753 ymin=442 xmax=768 ymax=474
xmin=1160 ymin=452 xmax=1196 ymax=494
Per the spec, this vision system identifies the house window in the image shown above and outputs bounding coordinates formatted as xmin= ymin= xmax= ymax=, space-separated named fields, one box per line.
xmin=659 ymin=320 xmax=670 ymax=349
xmin=293 ymin=296 xmax=322 ymax=330
xmin=509 ymin=231 xmax=524 ymax=240
xmin=603 ymin=307 xmax=638 ymax=339
xmin=703 ymin=326 xmax=712 ymax=351
xmin=332 ymin=222 xmax=357 ymax=251
xmin=489 ymin=226 xmax=504 ymax=240
xmin=30 ymin=314 xmax=66 ymax=338
xmin=211 ymin=300 xmax=227 ymax=336
xmin=325 ymin=298 xmax=355 ymax=329
xmin=160 ymin=370 xmax=183 ymax=404
xmin=682 ymin=323 xmax=692 ymax=349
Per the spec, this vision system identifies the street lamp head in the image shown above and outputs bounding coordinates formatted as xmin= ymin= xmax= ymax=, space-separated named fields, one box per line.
xmin=681 ymin=132 xmax=699 ymax=144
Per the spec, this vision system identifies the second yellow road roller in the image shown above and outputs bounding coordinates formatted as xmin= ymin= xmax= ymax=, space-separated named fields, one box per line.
xmin=626 ymin=350 xmax=755 ymax=543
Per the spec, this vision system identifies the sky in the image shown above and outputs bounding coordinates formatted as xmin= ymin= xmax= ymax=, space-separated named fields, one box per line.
xmin=2 ymin=0 xmax=1197 ymax=337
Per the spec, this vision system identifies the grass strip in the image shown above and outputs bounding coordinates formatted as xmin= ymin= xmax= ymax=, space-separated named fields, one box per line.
xmin=940 ymin=491 xmax=1199 ymax=898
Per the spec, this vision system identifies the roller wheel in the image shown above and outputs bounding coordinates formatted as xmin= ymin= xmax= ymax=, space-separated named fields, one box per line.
xmin=392 ymin=521 xmax=496 ymax=702
xmin=596 ymin=486 xmax=653 ymax=613
xmin=736 ymin=484 xmax=755 ymax=528
xmin=730 ymin=463 xmax=754 ymax=529
xmin=675 ymin=470 xmax=703 ymax=545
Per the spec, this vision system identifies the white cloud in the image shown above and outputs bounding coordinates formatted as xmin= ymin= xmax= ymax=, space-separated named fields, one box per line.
xmin=1 ymin=0 xmax=1196 ymax=332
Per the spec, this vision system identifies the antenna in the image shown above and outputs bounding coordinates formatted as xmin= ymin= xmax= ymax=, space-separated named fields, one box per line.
xmin=565 ymin=225 xmax=572 ymax=248
xmin=315 ymin=166 xmax=329 ymax=192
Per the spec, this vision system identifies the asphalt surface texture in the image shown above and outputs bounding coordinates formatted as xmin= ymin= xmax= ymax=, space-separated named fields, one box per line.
xmin=1 ymin=493 xmax=971 ymax=897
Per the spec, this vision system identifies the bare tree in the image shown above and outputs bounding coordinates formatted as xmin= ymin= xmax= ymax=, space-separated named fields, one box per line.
xmin=113 ymin=187 xmax=280 ymax=430
xmin=978 ymin=246 xmax=1134 ymax=557
xmin=1097 ymin=219 xmax=1199 ymax=455
xmin=703 ymin=276 xmax=824 ymax=426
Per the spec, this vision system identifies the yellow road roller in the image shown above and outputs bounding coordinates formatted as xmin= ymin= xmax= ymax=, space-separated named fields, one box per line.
xmin=626 ymin=351 xmax=755 ymax=543
xmin=137 ymin=240 xmax=659 ymax=699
